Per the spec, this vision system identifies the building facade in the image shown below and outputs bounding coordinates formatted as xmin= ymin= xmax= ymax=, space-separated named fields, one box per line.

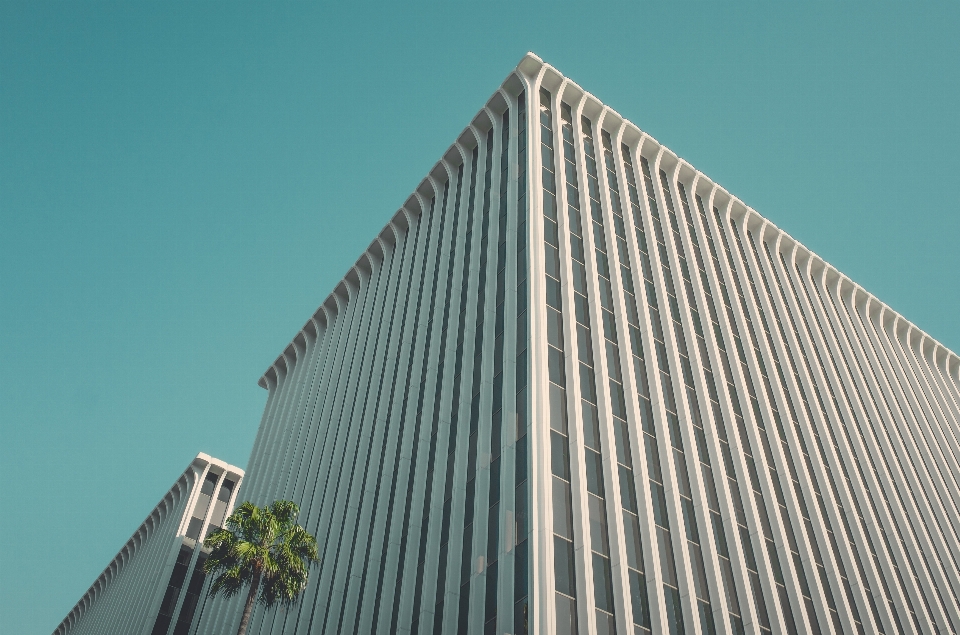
xmin=195 ymin=53 xmax=960 ymax=635
xmin=54 ymin=453 xmax=244 ymax=635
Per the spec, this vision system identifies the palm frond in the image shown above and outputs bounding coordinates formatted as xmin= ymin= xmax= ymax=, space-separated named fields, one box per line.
xmin=204 ymin=499 xmax=319 ymax=612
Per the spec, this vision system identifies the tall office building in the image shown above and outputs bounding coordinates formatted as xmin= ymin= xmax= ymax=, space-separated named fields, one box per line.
xmin=54 ymin=453 xmax=244 ymax=635
xmin=195 ymin=53 xmax=960 ymax=635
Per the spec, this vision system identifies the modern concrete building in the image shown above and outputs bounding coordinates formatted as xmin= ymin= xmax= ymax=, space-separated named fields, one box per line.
xmin=192 ymin=52 xmax=960 ymax=635
xmin=54 ymin=453 xmax=244 ymax=635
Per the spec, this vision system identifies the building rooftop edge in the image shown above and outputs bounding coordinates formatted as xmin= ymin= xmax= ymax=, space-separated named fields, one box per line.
xmin=257 ymin=51 xmax=959 ymax=390
xmin=52 ymin=453 xmax=244 ymax=635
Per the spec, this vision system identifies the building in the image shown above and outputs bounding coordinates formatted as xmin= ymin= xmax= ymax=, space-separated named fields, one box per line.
xmin=54 ymin=453 xmax=244 ymax=635
xmin=194 ymin=52 xmax=960 ymax=635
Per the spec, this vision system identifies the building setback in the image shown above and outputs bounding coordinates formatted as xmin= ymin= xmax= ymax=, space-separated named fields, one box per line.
xmin=54 ymin=454 xmax=244 ymax=635
xmin=194 ymin=53 xmax=960 ymax=635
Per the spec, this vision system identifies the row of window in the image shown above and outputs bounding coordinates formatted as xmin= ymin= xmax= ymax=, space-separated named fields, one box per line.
xmin=152 ymin=471 xmax=233 ymax=635
xmin=574 ymin=107 xmax=619 ymax=635
xmin=778 ymin=239 xmax=959 ymax=632
xmin=514 ymin=91 xmax=531 ymax=635
xmin=402 ymin=178 xmax=455 ymax=635
xmin=603 ymin=134 xmax=655 ymax=635
xmin=203 ymin=90 xmax=534 ymax=635
xmin=398 ymin=103 xmax=528 ymax=635
xmin=537 ymin=86 xmax=960 ymax=635
xmin=539 ymin=86 xmax=579 ymax=635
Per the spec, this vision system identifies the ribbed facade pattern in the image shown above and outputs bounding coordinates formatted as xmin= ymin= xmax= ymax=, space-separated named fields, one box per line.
xmin=195 ymin=80 xmax=532 ymax=635
xmin=528 ymin=56 xmax=960 ymax=635
xmin=193 ymin=53 xmax=960 ymax=635
xmin=55 ymin=454 xmax=244 ymax=635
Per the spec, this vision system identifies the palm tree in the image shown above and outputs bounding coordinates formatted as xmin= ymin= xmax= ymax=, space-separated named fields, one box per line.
xmin=203 ymin=500 xmax=319 ymax=635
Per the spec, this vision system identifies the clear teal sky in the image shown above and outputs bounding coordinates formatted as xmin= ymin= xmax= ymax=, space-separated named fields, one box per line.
xmin=2 ymin=2 xmax=958 ymax=632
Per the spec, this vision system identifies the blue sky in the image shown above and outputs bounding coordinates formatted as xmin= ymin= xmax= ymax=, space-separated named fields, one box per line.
xmin=1 ymin=2 xmax=958 ymax=632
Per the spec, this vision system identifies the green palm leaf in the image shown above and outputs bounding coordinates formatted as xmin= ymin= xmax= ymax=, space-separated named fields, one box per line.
xmin=202 ymin=500 xmax=319 ymax=635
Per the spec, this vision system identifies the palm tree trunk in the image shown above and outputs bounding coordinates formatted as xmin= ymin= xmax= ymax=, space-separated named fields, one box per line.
xmin=236 ymin=568 xmax=262 ymax=635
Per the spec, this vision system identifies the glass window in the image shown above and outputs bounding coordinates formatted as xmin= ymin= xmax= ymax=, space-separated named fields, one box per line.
xmin=515 ymin=539 xmax=529 ymax=600
xmin=596 ymin=610 xmax=616 ymax=635
xmin=577 ymin=324 xmax=594 ymax=367
xmin=549 ymin=347 xmax=566 ymax=386
xmin=574 ymin=294 xmax=590 ymax=326
xmin=602 ymin=310 xmax=617 ymax=343
xmin=596 ymin=251 xmax=611 ymax=279
xmin=689 ymin=542 xmax=710 ymax=601
xmin=664 ymin=585 xmax=685 ymax=635
xmin=681 ymin=497 xmax=699 ymax=543
xmin=740 ymin=527 xmax=758 ymax=572
xmin=622 ymin=269 xmax=637 ymax=304
xmin=516 ymin=435 xmax=528 ymax=484
xmin=553 ymin=478 xmax=574 ymax=539
xmin=551 ymin=432 xmax=571 ymax=481
xmin=547 ymin=307 xmax=564 ymax=349
xmin=151 ymin=615 xmax=172 ymax=635
xmin=191 ymin=492 xmax=211 ymax=521
xmin=665 ymin=412 xmax=682 ymax=449
xmin=464 ymin=482 xmax=475 ymax=527
xmin=201 ymin=472 xmax=218 ymax=495
xmin=673 ymin=451 xmax=692 ymax=498
xmin=605 ymin=341 xmax=622 ymax=381
xmin=554 ymin=536 xmax=577 ymax=598
xmin=588 ymin=495 xmax=610 ymax=556
xmin=579 ymin=367 xmax=597 ymax=404
xmin=592 ymin=553 xmax=615 ymax=613
xmin=584 ymin=449 xmax=605 ymax=497
xmin=629 ymin=569 xmax=651 ymax=629
xmin=217 ymin=479 xmax=234 ymax=502
xmin=441 ymin=500 xmax=452 ymax=545
xmin=570 ymin=236 xmax=586 ymax=264
xmin=572 ymin=261 xmax=588 ymax=294
xmin=597 ymin=275 xmax=613 ymax=309
xmin=637 ymin=397 xmax=654 ymax=433
xmin=186 ymin=517 xmax=204 ymax=540
xmin=556 ymin=593 xmax=579 ymax=635
xmin=545 ymin=217 xmax=560 ymax=248
xmin=515 ymin=484 xmax=528 ymax=539
xmin=644 ymin=435 xmax=662 ymax=483
xmin=516 ymin=355 xmax=528 ymax=395
xmin=613 ymin=418 xmax=632 ymax=466
xmin=623 ymin=512 xmax=643 ymax=571
xmin=749 ymin=570 xmax=770 ymax=629
xmin=628 ymin=326 xmax=643 ymax=359
xmin=694 ymin=424 xmax=711 ymax=468
xmin=657 ymin=527 xmax=678 ymax=587
xmin=173 ymin=551 xmax=208 ymax=635
xmin=485 ymin=561 xmax=498 ymax=622
xmin=517 ymin=309 xmax=528 ymax=351
xmin=609 ymin=382 xmax=627 ymax=420
xmin=619 ymin=466 xmax=638 ymax=514
xmin=581 ymin=401 xmax=601 ymax=451
xmin=542 ymin=143 xmax=555 ymax=171
xmin=547 ymin=277 xmax=563 ymax=311
xmin=549 ymin=384 xmax=568 ymax=434
xmin=565 ymin=158 xmax=579 ymax=185
xmin=543 ymin=190 xmax=558 ymax=220
xmin=546 ymin=244 xmax=562 ymax=280
xmin=719 ymin=557 xmax=740 ymax=615
xmin=654 ymin=341 xmax=670 ymax=373
xmin=650 ymin=481 xmax=669 ymax=528
xmin=489 ymin=457 xmax=501 ymax=504
xmin=210 ymin=499 xmax=227 ymax=525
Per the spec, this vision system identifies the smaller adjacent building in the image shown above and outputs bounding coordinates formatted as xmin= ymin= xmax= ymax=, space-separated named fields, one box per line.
xmin=54 ymin=453 xmax=244 ymax=635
